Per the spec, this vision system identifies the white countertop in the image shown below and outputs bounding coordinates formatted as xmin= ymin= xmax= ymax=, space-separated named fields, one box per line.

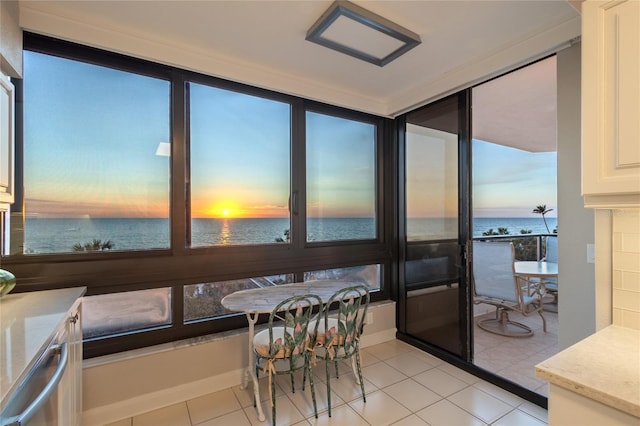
xmin=0 ymin=287 xmax=86 ymax=406
xmin=535 ymin=325 xmax=640 ymax=418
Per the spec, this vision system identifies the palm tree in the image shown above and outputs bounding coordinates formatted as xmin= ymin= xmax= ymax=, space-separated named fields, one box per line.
xmin=72 ymin=239 xmax=114 ymax=252
xmin=482 ymin=227 xmax=510 ymax=236
xmin=533 ymin=204 xmax=554 ymax=233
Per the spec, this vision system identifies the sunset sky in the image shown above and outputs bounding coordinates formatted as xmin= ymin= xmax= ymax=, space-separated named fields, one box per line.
xmin=24 ymin=51 xmax=556 ymax=220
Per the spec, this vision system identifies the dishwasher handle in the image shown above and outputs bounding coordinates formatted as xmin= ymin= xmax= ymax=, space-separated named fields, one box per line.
xmin=1 ymin=342 xmax=68 ymax=426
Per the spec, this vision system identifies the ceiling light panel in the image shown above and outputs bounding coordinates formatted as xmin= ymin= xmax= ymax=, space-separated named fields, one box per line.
xmin=306 ymin=1 xmax=421 ymax=67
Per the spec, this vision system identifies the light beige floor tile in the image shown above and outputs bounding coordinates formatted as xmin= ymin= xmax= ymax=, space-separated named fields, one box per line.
xmin=391 ymin=414 xmax=429 ymax=425
xmin=363 ymin=340 xmax=412 ymax=361
xmin=244 ymin=394 xmax=305 ymax=426
xmin=415 ymin=399 xmax=486 ymax=426
xmin=383 ymin=352 xmax=436 ymax=376
xmin=535 ymin=382 xmax=549 ymax=397
xmin=412 ymin=367 xmax=468 ymax=397
xmin=325 ymin=371 xmax=373 ymax=404
xmin=437 ymin=363 xmax=482 ymax=385
xmin=186 ymin=388 xmax=242 ymax=424
xmin=361 ymin=361 xmax=408 ymax=388
xmin=447 ymin=387 xmax=513 ymax=424
xmin=285 ymin=377 xmax=345 ymax=418
xmin=232 ymin=377 xmax=285 ymax=408
xmin=498 ymin=367 xmax=547 ymax=391
xmin=493 ymin=409 xmax=547 ymax=426
xmin=382 ymin=378 xmax=442 ymax=412
xmin=518 ymin=401 xmax=549 ymax=422
xmin=195 ymin=409 xmax=251 ymax=426
xmin=306 ymin=404 xmax=369 ymax=426
xmin=349 ymin=390 xmax=412 ymax=426
xmin=103 ymin=419 xmax=132 ymax=426
xmin=472 ymin=380 xmax=526 ymax=407
xmin=357 ymin=348 xmax=382 ymax=368
xmin=132 ymin=402 xmax=191 ymax=426
xmin=405 ymin=348 xmax=445 ymax=367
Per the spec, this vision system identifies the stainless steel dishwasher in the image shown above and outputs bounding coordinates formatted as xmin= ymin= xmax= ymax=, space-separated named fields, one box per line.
xmin=0 ymin=330 xmax=68 ymax=426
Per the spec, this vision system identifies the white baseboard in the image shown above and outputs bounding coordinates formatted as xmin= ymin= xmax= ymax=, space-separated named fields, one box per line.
xmin=81 ymin=367 xmax=245 ymax=426
xmin=81 ymin=328 xmax=396 ymax=426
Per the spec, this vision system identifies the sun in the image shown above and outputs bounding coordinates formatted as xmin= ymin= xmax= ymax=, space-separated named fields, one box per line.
xmin=205 ymin=201 xmax=241 ymax=218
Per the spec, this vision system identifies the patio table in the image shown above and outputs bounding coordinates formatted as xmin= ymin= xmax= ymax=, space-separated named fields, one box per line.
xmin=221 ymin=279 xmax=363 ymax=421
xmin=514 ymin=261 xmax=558 ymax=304
xmin=514 ymin=261 xmax=558 ymax=279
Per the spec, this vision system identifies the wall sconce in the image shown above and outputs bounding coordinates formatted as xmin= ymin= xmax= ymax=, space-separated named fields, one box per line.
xmin=306 ymin=1 xmax=421 ymax=67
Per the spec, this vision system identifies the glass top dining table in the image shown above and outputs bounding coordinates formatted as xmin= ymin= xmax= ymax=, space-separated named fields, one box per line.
xmin=514 ymin=261 xmax=558 ymax=278
xmin=221 ymin=279 xmax=366 ymax=421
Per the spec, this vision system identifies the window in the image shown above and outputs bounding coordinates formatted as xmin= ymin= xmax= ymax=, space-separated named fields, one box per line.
xmin=83 ymin=288 xmax=172 ymax=339
xmin=189 ymin=83 xmax=291 ymax=247
xmin=19 ymin=51 xmax=171 ymax=255
xmin=306 ymin=111 xmax=377 ymax=242
xmin=405 ymin=123 xmax=458 ymax=241
xmin=183 ymin=274 xmax=295 ymax=322
xmin=5 ymin=33 xmax=391 ymax=358
xmin=304 ymin=264 xmax=381 ymax=290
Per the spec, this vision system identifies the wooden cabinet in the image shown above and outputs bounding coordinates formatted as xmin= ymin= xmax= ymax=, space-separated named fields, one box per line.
xmin=0 ymin=72 xmax=14 ymax=205
xmin=582 ymin=0 xmax=640 ymax=207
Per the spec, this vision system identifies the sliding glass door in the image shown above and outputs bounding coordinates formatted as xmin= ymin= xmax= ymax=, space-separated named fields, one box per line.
xmin=397 ymin=92 xmax=471 ymax=359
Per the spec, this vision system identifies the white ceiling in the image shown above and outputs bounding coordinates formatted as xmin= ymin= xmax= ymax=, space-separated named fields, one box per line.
xmin=19 ymin=1 xmax=581 ymax=151
xmin=473 ymin=55 xmax=558 ymax=152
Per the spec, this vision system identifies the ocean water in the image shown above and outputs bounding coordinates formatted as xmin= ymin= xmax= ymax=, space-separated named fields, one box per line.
xmin=21 ymin=216 xmax=556 ymax=254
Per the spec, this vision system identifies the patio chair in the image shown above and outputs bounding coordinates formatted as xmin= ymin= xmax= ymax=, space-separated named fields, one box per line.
xmin=253 ymin=294 xmax=322 ymax=425
xmin=309 ymin=285 xmax=369 ymax=417
xmin=472 ymin=241 xmax=546 ymax=337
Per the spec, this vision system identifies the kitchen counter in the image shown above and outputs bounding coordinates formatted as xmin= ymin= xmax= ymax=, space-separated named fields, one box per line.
xmin=535 ymin=325 xmax=640 ymax=419
xmin=0 ymin=287 xmax=86 ymax=406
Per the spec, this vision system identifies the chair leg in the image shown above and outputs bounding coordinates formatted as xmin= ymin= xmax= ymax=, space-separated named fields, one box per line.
xmin=271 ymin=371 xmax=277 ymax=426
xmin=334 ymin=360 xmax=339 ymax=378
xmin=325 ymin=359 xmax=332 ymax=417
xmin=254 ymin=364 xmax=259 ymax=408
xmin=354 ymin=348 xmax=366 ymax=403
xmin=538 ymin=310 xmax=547 ymax=332
xmin=289 ymin=358 xmax=295 ymax=393
xmin=306 ymin=359 xmax=318 ymax=418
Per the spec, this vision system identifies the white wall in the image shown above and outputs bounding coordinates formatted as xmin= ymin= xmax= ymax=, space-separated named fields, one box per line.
xmin=556 ymin=42 xmax=597 ymax=349
xmin=81 ymin=301 xmax=396 ymax=426
xmin=612 ymin=209 xmax=640 ymax=329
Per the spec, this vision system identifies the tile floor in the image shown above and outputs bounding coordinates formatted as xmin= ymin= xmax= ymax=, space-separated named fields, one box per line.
xmin=474 ymin=309 xmax=558 ymax=397
xmin=104 ymin=339 xmax=548 ymax=426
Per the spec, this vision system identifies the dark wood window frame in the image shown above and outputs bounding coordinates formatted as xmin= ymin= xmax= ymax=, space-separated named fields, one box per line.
xmin=3 ymin=32 xmax=395 ymax=358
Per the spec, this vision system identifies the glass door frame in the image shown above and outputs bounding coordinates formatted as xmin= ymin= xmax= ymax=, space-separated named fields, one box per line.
xmin=395 ymin=89 xmax=549 ymax=409
xmin=396 ymin=90 xmax=473 ymax=362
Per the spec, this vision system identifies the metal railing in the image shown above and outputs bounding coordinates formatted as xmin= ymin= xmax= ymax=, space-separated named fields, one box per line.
xmin=472 ymin=234 xmax=557 ymax=261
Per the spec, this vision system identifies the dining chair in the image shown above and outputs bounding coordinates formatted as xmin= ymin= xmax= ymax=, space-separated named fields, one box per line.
xmin=310 ymin=284 xmax=370 ymax=417
xmin=473 ymin=241 xmax=546 ymax=337
xmin=253 ymin=293 xmax=322 ymax=426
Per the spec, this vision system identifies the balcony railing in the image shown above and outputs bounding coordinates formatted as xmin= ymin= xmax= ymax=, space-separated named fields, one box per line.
xmin=473 ymin=234 xmax=557 ymax=261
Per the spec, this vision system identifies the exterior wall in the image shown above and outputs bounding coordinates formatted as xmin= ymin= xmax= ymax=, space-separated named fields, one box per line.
xmin=556 ymin=42 xmax=598 ymax=349
xmin=82 ymin=301 xmax=397 ymax=426
xmin=612 ymin=209 xmax=640 ymax=330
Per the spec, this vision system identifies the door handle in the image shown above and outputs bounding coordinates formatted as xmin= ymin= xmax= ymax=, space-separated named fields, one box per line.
xmin=1 ymin=342 xmax=68 ymax=426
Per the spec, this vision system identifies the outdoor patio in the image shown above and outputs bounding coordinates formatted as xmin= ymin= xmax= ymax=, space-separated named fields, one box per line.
xmin=473 ymin=309 xmax=559 ymax=397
